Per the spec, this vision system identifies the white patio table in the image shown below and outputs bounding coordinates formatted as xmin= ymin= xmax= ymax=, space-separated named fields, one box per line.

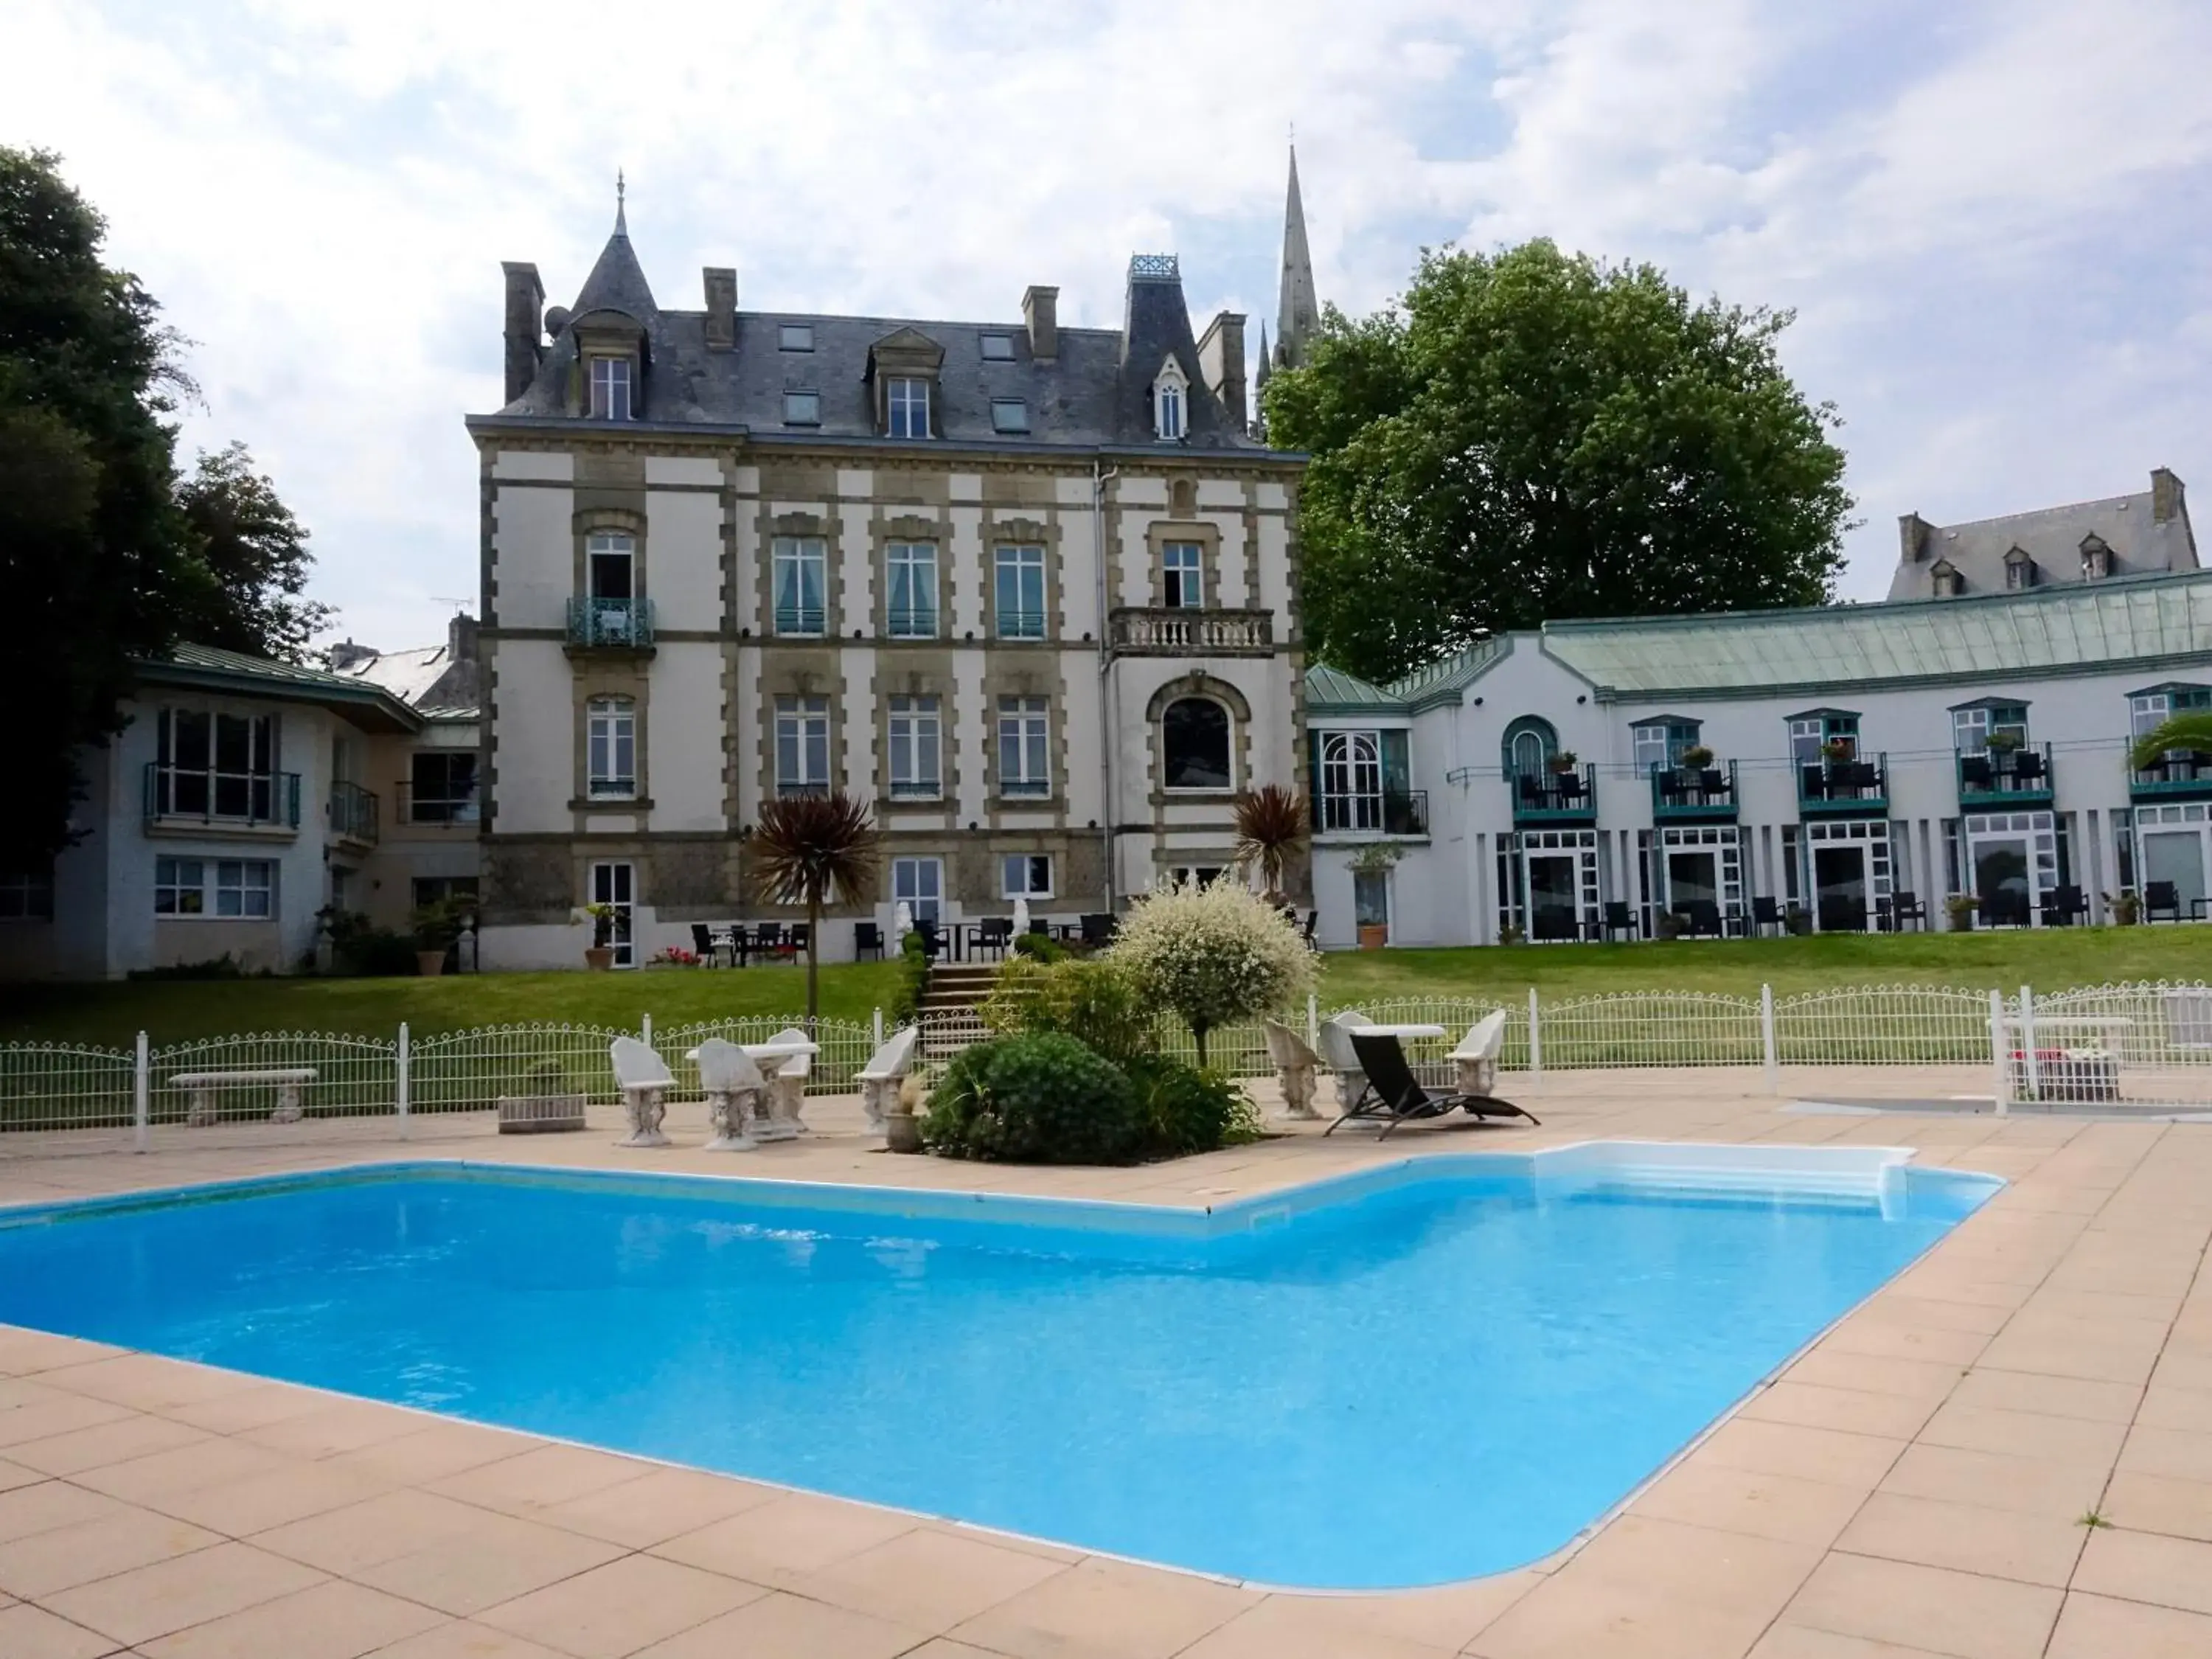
xmin=684 ymin=1037 xmax=820 ymax=1144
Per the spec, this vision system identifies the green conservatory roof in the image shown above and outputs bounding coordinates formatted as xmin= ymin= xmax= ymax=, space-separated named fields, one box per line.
xmin=135 ymin=644 xmax=423 ymax=733
xmin=1304 ymin=664 xmax=1403 ymax=715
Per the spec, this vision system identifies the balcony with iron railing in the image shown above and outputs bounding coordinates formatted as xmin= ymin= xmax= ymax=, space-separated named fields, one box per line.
xmin=1958 ymin=742 xmax=2054 ymax=810
xmin=1651 ymin=759 xmax=1739 ymax=822
xmin=886 ymin=605 xmax=938 ymax=639
xmin=143 ymin=765 xmax=301 ymax=835
xmin=1314 ymin=789 xmax=1430 ymax=840
xmin=1798 ymin=753 xmax=1888 ymax=817
xmin=2129 ymin=745 xmax=2212 ymax=802
xmin=327 ymin=780 xmax=380 ymax=848
xmin=565 ymin=595 xmax=655 ymax=653
xmin=1107 ymin=607 xmax=1274 ymax=655
xmin=396 ymin=782 xmax=481 ymax=826
xmin=773 ymin=602 xmax=827 ymax=637
xmin=1510 ymin=764 xmax=1598 ymax=825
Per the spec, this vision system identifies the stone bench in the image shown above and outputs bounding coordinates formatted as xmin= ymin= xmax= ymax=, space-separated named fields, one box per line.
xmin=170 ymin=1068 xmax=318 ymax=1127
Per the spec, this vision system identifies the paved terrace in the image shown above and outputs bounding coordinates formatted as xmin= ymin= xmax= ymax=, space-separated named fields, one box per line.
xmin=1 ymin=1074 xmax=2209 ymax=1659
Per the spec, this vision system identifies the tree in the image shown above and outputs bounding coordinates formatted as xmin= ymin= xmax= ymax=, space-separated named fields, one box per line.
xmin=1107 ymin=879 xmax=1317 ymax=1067
xmin=0 ymin=147 xmax=197 ymax=868
xmin=1232 ymin=784 xmax=1308 ymax=902
xmin=2130 ymin=714 xmax=2212 ymax=773
xmin=748 ymin=792 xmax=880 ymax=1023
xmin=175 ymin=442 xmax=333 ymax=662
xmin=1265 ymin=240 xmax=1853 ymax=686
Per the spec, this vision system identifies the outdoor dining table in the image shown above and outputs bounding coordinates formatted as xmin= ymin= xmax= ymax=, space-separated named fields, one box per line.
xmin=1363 ymin=1023 xmax=1447 ymax=1042
xmin=684 ymin=1037 xmax=821 ymax=1143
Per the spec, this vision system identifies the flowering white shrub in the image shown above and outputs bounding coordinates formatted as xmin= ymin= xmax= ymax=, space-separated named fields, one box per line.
xmin=1107 ymin=878 xmax=1318 ymax=1065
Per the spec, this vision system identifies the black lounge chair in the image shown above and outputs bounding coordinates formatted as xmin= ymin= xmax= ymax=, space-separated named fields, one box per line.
xmin=1326 ymin=1032 xmax=1540 ymax=1140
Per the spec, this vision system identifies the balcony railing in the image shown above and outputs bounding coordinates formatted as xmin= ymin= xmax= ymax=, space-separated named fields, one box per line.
xmin=996 ymin=610 xmax=1048 ymax=641
xmin=328 ymin=780 xmax=380 ymax=846
xmin=144 ymin=764 xmax=301 ymax=832
xmin=773 ymin=604 xmax=827 ymax=637
xmin=1798 ymin=754 xmax=1888 ymax=816
xmin=2129 ymin=747 xmax=2212 ymax=802
xmin=1315 ymin=790 xmax=1430 ymax=837
xmin=566 ymin=595 xmax=655 ymax=650
xmin=1651 ymin=760 xmax=1738 ymax=821
xmin=397 ymin=783 xmax=481 ymax=826
xmin=886 ymin=606 xmax=938 ymax=639
xmin=1107 ymin=607 xmax=1274 ymax=655
xmin=1958 ymin=742 xmax=2054 ymax=809
xmin=1510 ymin=765 xmax=1598 ymax=824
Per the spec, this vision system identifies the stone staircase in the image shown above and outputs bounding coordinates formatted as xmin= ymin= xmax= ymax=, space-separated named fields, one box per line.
xmin=917 ymin=962 xmax=1000 ymax=1060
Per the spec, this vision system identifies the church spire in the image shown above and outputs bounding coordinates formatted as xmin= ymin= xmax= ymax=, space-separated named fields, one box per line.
xmin=1275 ymin=144 xmax=1320 ymax=370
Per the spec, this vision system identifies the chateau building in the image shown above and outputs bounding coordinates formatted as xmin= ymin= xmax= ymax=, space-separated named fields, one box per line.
xmin=467 ymin=180 xmax=1314 ymax=967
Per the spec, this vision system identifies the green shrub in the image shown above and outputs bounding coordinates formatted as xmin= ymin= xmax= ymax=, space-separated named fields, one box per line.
xmin=128 ymin=955 xmax=258 ymax=981
xmin=977 ymin=957 xmax=1153 ymax=1066
xmin=318 ymin=909 xmax=418 ymax=976
xmin=1124 ymin=1054 xmax=1262 ymax=1156
xmin=1010 ymin=931 xmax=1068 ymax=964
xmin=887 ymin=929 xmax=931 ymax=1026
xmin=920 ymin=1032 xmax=1140 ymax=1164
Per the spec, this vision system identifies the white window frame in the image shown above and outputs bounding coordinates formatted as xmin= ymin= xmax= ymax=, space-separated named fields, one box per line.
xmin=0 ymin=869 xmax=54 ymax=921
xmin=886 ymin=542 xmax=938 ymax=639
xmin=990 ymin=398 xmax=1030 ymax=434
xmin=155 ymin=857 xmax=272 ymax=919
xmin=585 ymin=531 xmax=633 ymax=599
xmin=997 ymin=695 xmax=1051 ymax=798
xmin=1632 ymin=722 xmax=1697 ymax=775
xmin=782 ymin=391 xmax=821 ymax=426
xmin=994 ymin=544 xmax=1046 ymax=639
xmin=588 ymin=356 xmax=633 ymax=420
xmin=1001 ymin=853 xmax=1053 ymax=901
xmin=888 ymin=695 xmax=941 ymax=799
xmin=1318 ymin=730 xmax=1383 ymax=831
xmin=775 ymin=695 xmax=832 ymax=796
xmin=154 ymin=857 xmax=205 ymax=916
xmin=772 ymin=536 xmax=828 ymax=636
xmin=586 ymin=696 xmax=636 ymax=799
xmin=886 ymin=377 xmax=931 ymax=439
xmin=891 ymin=856 xmax=943 ymax=923
xmin=1153 ymin=358 xmax=1187 ymax=441
xmin=1161 ymin=541 xmax=1203 ymax=608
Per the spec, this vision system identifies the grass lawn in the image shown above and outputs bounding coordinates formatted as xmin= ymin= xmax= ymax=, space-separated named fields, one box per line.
xmin=6 ymin=925 xmax=2206 ymax=1047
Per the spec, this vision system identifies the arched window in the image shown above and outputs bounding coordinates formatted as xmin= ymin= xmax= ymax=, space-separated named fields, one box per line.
xmin=1501 ymin=716 xmax=1557 ymax=778
xmin=1153 ymin=358 xmax=1188 ymax=442
xmin=1163 ymin=698 xmax=1231 ymax=790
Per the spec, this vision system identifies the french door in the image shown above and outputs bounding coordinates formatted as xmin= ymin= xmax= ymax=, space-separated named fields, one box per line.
xmin=589 ymin=860 xmax=636 ymax=967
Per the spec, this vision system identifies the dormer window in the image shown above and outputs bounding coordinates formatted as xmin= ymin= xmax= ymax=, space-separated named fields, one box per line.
xmin=1930 ymin=558 xmax=1962 ymax=597
xmin=2003 ymin=546 xmax=2034 ymax=591
xmin=1153 ymin=359 xmax=1187 ymax=442
xmin=887 ymin=378 xmax=931 ymax=439
xmin=588 ymin=357 xmax=634 ymax=420
xmin=2081 ymin=534 xmax=2111 ymax=581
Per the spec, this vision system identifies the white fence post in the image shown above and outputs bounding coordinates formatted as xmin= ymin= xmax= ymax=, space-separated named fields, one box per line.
xmin=641 ymin=1012 xmax=653 ymax=1048
xmin=133 ymin=1031 xmax=150 ymax=1153
xmin=2019 ymin=984 xmax=2038 ymax=1105
xmin=873 ymin=1006 xmax=884 ymax=1045
xmin=1306 ymin=993 xmax=1319 ymax=1050
xmin=1989 ymin=988 xmax=2010 ymax=1116
xmin=1760 ymin=984 xmax=1778 ymax=1093
xmin=396 ymin=1022 xmax=411 ymax=1141
xmin=1528 ymin=987 xmax=1543 ymax=1078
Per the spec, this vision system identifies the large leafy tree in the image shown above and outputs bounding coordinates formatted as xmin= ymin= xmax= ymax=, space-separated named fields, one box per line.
xmin=1265 ymin=240 xmax=1853 ymax=685
xmin=176 ymin=441 xmax=333 ymax=661
xmin=1 ymin=146 xmax=195 ymax=868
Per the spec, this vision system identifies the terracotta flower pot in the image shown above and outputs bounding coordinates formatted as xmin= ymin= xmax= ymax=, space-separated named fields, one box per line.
xmin=415 ymin=950 xmax=448 ymax=978
xmin=1357 ymin=922 xmax=1389 ymax=951
xmin=584 ymin=946 xmax=616 ymax=971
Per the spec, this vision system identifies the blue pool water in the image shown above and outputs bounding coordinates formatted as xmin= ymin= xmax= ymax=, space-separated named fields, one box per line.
xmin=0 ymin=1157 xmax=1995 ymax=1587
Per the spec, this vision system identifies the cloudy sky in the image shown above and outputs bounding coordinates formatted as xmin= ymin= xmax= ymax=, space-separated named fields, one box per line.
xmin=13 ymin=0 xmax=2212 ymax=650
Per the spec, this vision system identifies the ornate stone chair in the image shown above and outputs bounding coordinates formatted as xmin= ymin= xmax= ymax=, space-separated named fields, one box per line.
xmin=855 ymin=1025 xmax=919 ymax=1133
xmin=1262 ymin=1020 xmax=1322 ymax=1119
xmin=1449 ymin=1010 xmax=1509 ymax=1101
xmin=1316 ymin=1012 xmax=1376 ymax=1112
xmin=693 ymin=1037 xmax=765 ymax=1151
xmin=608 ymin=1035 xmax=674 ymax=1148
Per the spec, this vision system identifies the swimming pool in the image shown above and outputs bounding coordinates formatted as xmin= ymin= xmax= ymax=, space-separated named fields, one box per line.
xmin=0 ymin=1146 xmax=1997 ymax=1588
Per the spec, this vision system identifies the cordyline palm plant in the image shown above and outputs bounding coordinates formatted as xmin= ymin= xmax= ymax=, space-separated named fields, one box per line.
xmin=749 ymin=791 xmax=880 ymax=1023
xmin=2130 ymin=713 xmax=2212 ymax=772
xmin=1232 ymin=783 xmax=1309 ymax=902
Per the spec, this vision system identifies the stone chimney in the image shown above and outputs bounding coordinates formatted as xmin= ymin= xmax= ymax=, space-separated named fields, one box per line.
xmin=325 ymin=639 xmax=378 ymax=672
xmin=1196 ymin=310 xmax=1248 ymax=433
xmin=501 ymin=261 xmax=545 ymax=403
xmin=2153 ymin=467 xmax=2185 ymax=524
xmin=448 ymin=612 xmax=481 ymax=666
xmin=1898 ymin=511 xmax=1932 ymax=563
xmin=1022 ymin=285 xmax=1059 ymax=362
xmin=703 ymin=267 xmax=737 ymax=349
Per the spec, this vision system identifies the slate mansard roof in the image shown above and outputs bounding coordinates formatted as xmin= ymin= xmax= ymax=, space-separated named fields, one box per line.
xmin=1888 ymin=471 xmax=2198 ymax=600
xmin=481 ymin=215 xmax=1272 ymax=456
xmin=1304 ymin=568 xmax=2212 ymax=712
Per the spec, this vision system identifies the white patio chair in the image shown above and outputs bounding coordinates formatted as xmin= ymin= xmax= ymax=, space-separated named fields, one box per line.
xmin=1262 ymin=1019 xmax=1323 ymax=1119
xmin=855 ymin=1024 xmax=919 ymax=1132
xmin=1448 ymin=1009 xmax=1509 ymax=1101
xmin=693 ymin=1037 xmax=765 ymax=1151
xmin=760 ymin=1025 xmax=815 ymax=1138
xmin=609 ymin=1035 xmax=675 ymax=1148
xmin=1317 ymin=1012 xmax=1375 ymax=1112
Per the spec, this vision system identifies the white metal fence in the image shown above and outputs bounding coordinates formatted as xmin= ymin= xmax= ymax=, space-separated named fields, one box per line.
xmin=7 ymin=981 xmax=2208 ymax=1155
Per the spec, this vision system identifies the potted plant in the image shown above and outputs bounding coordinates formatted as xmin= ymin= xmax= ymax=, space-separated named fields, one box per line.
xmin=1498 ymin=920 xmax=1526 ymax=945
xmin=884 ymin=1071 xmax=925 ymax=1155
xmin=411 ymin=897 xmax=471 ymax=978
xmin=1784 ymin=902 xmax=1812 ymax=936
xmin=1821 ymin=736 xmax=1856 ymax=765
xmin=1345 ymin=844 xmax=1402 ymax=950
xmin=497 ymin=1057 xmax=587 ymax=1135
xmin=1547 ymin=749 xmax=1579 ymax=774
xmin=1655 ymin=908 xmax=1688 ymax=940
xmin=1983 ymin=729 xmax=2023 ymax=754
xmin=1945 ymin=893 xmax=1979 ymax=932
xmin=1679 ymin=744 xmax=1715 ymax=771
xmin=580 ymin=902 xmax=618 ymax=970
xmin=2103 ymin=889 xmax=2142 ymax=926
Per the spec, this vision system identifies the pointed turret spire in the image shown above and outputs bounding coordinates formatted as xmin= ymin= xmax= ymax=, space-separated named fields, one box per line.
xmin=1275 ymin=144 xmax=1321 ymax=370
xmin=571 ymin=173 xmax=657 ymax=323
xmin=615 ymin=169 xmax=627 ymax=236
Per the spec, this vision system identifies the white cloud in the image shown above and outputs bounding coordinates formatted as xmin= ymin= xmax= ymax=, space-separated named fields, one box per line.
xmin=7 ymin=0 xmax=2211 ymax=641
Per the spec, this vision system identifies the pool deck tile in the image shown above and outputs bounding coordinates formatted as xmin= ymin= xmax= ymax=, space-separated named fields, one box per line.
xmin=0 ymin=1079 xmax=2203 ymax=1658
